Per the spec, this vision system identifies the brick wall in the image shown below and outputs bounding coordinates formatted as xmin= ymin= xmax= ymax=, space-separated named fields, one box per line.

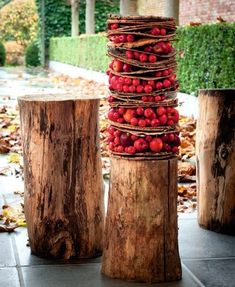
xmin=137 ymin=0 xmax=235 ymax=25
xmin=179 ymin=0 xmax=235 ymax=25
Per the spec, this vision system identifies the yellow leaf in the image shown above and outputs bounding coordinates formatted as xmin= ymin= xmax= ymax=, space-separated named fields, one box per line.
xmin=7 ymin=153 xmax=21 ymax=164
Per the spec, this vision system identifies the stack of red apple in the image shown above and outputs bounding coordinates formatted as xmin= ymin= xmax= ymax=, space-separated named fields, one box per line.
xmin=106 ymin=15 xmax=180 ymax=157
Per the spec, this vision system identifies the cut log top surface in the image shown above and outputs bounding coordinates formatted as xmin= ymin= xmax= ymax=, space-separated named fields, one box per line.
xmin=18 ymin=94 xmax=102 ymax=102
xmin=199 ymin=89 xmax=235 ymax=96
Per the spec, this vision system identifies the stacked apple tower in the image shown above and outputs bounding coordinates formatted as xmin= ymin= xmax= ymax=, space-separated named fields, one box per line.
xmin=102 ymin=15 xmax=182 ymax=283
xmin=106 ymin=14 xmax=180 ymax=158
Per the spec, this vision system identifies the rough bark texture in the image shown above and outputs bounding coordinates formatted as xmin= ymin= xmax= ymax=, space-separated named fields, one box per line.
xmin=19 ymin=95 xmax=104 ymax=259
xmin=120 ymin=0 xmax=138 ymax=16
xmin=196 ymin=89 xmax=235 ymax=234
xmin=101 ymin=157 xmax=181 ymax=283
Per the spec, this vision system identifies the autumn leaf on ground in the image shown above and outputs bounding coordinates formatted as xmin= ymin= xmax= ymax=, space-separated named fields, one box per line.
xmin=8 ymin=152 xmax=21 ymax=164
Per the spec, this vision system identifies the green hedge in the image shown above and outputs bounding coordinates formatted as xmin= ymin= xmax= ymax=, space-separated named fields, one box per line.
xmin=175 ymin=23 xmax=235 ymax=93
xmin=50 ymin=34 xmax=108 ymax=72
xmin=50 ymin=23 xmax=235 ymax=93
xmin=0 ymin=42 xmax=6 ymax=66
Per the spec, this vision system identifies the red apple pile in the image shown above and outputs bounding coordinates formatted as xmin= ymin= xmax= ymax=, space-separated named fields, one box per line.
xmin=107 ymin=125 xmax=180 ymax=155
xmin=106 ymin=15 xmax=180 ymax=157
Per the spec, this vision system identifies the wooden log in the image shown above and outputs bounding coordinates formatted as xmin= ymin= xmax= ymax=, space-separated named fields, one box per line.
xmin=18 ymin=95 xmax=104 ymax=259
xmin=196 ymin=89 xmax=235 ymax=234
xmin=101 ymin=156 xmax=182 ymax=283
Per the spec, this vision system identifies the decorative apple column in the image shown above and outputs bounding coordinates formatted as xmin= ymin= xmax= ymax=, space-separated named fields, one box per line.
xmin=101 ymin=15 xmax=182 ymax=283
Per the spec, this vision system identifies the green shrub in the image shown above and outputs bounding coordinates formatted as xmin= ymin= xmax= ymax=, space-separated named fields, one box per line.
xmin=0 ymin=42 xmax=6 ymax=66
xmin=25 ymin=42 xmax=40 ymax=67
xmin=175 ymin=23 xmax=235 ymax=94
xmin=50 ymin=35 xmax=108 ymax=72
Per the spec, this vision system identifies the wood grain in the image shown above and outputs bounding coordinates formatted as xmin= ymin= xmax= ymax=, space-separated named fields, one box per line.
xmin=101 ymin=157 xmax=181 ymax=283
xmin=196 ymin=89 xmax=235 ymax=234
xmin=19 ymin=96 xmax=104 ymax=259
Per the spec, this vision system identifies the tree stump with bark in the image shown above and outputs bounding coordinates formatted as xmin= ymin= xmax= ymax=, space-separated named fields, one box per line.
xmin=18 ymin=94 xmax=104 ymax=259
xmin=196 ymin=89 xmax=235 ymax=234
xmin=101 ymin=156 xmax=182 ymax=283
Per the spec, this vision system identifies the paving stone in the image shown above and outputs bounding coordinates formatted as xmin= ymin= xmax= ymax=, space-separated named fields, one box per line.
xmin=0 ymin=233 xmax=16 ymax=267
xmin=179 ymin=218 xmax=235 ymax=259
xmin=0 ymin=267 xmax=20 ymax=287
xmin=184 ymin=259 xmax=235 ymax=287
xmin=21 ymin=264 xmax=201 ymax=287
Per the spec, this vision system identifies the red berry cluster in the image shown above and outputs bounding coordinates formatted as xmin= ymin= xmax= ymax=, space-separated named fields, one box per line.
xmin=107 ymin=126 xmax=180 ymax=155
xmin=108 ymin=72 xmax=177 ymax=94
xmin=108 ymin=106 xmax=179 ymax=127
xmin=106 ymin=15 xmax=179 ymax=157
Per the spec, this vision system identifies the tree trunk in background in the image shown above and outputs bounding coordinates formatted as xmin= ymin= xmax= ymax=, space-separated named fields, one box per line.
xmin=86 ymin=0 xmax=95 ymax=34
xmin=71 ymin=0 xmax=79 ymax=36
xmin=40 ymin=0 xmax=45 ymax=66
xmin=164 ymin=0 xmax=179 ymax=25
xmin=196 ymin=89 xmax=235 ymax=234
xmin=120 ymin=0 xmax=138 ymax=16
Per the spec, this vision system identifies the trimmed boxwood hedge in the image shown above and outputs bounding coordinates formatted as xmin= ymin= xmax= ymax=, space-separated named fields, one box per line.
xmin=50 ymin=34 xmax=109 ymax=72
xmin=175 ymin=23 xmax=235 ymax=94
xmin=50 ymin=23 xmax=235 ymax=94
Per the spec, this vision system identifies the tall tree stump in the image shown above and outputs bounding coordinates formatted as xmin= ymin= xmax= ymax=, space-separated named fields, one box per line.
xmin=101 ymin=156 xmax=182 ymax=283
xmin=196 ymin=89 xmax=235 ymax=234
xmin=18 ymin=95 xmax=104 ymax=259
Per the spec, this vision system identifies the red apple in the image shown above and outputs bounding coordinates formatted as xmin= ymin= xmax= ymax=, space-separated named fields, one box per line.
xmin=155 ymin=71 xmax=162 ymax=77
xmin=144 ymin=108 xmax=154 ymax=118
xmin=131 ymin=134 xmax=138 ymax=141
xmin=172 ymin=146 xmax=179 ymax=154
xmin=146 ymin=135 xmax=153 ymax=142
xmin=148 ymin=54 xmax=157 ymax=63
xmin=126 ymin=50 xmax=134 ymax=59
xmin=159 ymin=114 xmax=167 ymax=125
xmin=123 ymin=109 xmax=136 ymax=123
xmin=132 ymin=78 xmax=140 ymax=86
xmin=151 ymin=119 xmax=160 ymax=127
xmin=139 ymin=53 xmax=148 ymax=62
xmin=127 ymin=146 xmax=136 ymax=154
xmin=124 ymin=77 xmax=132 ymax=85
xmin=110 ymin=23 xmax=119 ymax=30
xmin=142 ymin=96 xmax=148 ymax=102
xmin=134 ymin=51 xmax=140 ymax=60
xmin=134 ymin=138 xmax=149 ymax=152
xmin=151 ymin=27 xmax=160 ymax=35
xmin=128 ymin=85 xmax=136 ymax=93
xmin=156 ymin=81 xmax=163 ymax=90
xmin=118 ymin=107 xmax=125 ymax=115
xmin=150 ymin=138 xmax=163 ymax=152
xmin=108 ymin=142 xmax=115 ymax=151
xmin=130 ymin=117 xmax=138 ymax=126
xmin=168 ymin=133 xmax=175 ymax=142
xmin=136 ymin=85 xmax=144 ymax=93
xmin=117 ymin=118 xmax=124 ymax=123
xmin=123 ymin=85 xmax=129 ymax=93
xmin=144 ymin=46 xmax=153 ymax=52
xmin=120 ymin=133 xmax=133 ymax=147
xmin=119 ymin=34 xmax=127 ymax=43
xmin=113 ymin=60 xmax=123 ymax=72
xmin=156 ymin=106 xmax=166 ymax=116
xmin=127 ymin=34 xmax=134 ymax=42
xmin=148 ymin=80 xmax=155 ymax=87
xmin=155 ymin=95 xmax=162 ymax=102
xmin=123 ymin=64 xmax=132 ymax=72
xmin=160 ymin=28 xmax=167 ymax=36
xmin=116 ymin=145 xmax=124 ymax=153
xmin=144 ymin=84 xmax=153 ymax=93
xmin=163 ymin=79 xmax=171 ymax=88
xmin=136 ymin=107 xmax=144 ymax=115
xmin=138 ymin=119 xmax=146 ymax=127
